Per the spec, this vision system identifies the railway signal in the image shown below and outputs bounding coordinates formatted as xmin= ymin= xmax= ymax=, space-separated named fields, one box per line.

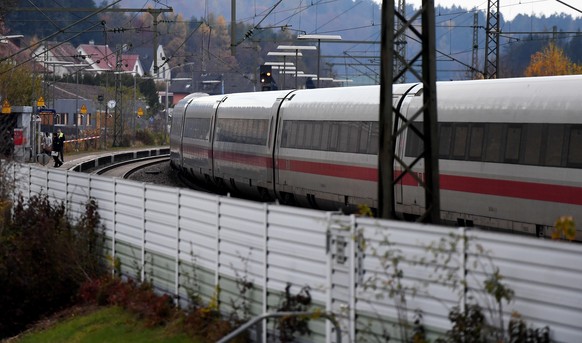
xmin=260 ymin=65 xmax=276 ymax=91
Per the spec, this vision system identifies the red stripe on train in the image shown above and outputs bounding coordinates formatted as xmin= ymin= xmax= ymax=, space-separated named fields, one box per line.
xmin=189 ymin=147 xmax=582 ymax=205
xmin=214 ymin=150 xmax=273 ymax=168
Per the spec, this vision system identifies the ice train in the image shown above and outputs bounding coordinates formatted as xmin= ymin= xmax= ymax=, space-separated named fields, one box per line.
xmin=169 ymin=76 xmax=582 ymax=240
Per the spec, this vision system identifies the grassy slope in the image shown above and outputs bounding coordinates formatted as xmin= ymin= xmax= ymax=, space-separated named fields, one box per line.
xmin=10 ymin=306 xmax=202 ymax=343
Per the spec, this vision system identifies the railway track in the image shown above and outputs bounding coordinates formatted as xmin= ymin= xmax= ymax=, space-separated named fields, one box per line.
xmin=92 ymin=155 xmax=170 ymax=179
xmin=88 ymin=154 xmax=215 ymax=193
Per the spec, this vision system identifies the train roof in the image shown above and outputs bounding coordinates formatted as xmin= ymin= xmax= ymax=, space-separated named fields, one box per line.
xmin=430 ymin=75 xmax=582 ymax=123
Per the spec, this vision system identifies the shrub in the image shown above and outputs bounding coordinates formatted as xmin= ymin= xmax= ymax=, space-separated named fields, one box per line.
xmin=135 ymin=128 xmax=159 ymax=146
xmin=0 ymin=195 xmax=105 ymax=339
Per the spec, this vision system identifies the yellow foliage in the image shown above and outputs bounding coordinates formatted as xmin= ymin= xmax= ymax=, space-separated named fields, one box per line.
xmin=551 ymin=216 xmax=576 ymax=241
xmin=201 ymin=284 xmax=221 ymax=314
xmin=524 ymin=42 xmax=581 ymax=77
xmin=357 ymin=204 xmax=374 ymax=217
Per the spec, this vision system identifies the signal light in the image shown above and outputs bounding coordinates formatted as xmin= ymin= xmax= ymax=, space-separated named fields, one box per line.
xmin=259 ymin=65 xmax=277 ymax=91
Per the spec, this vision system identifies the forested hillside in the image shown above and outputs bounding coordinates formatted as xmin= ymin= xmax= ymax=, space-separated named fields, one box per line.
xmin=2 ymin=0 xmax=581 ymax=82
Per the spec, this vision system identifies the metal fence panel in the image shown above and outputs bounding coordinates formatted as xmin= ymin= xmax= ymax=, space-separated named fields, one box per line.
xmin=266 ymin=206 xmax=329 ymax=303
xmin=178 ymin=190 xmax=219 ymax=271
xmin=356 ymin=218 xmax=461 ymax=339
xmin=469 ymin=230 xmax=582 ymax=343
xmin=88 ymin=175 xmax=115 ymax=236
xmin=218 ymin=196 xmax=266 ymax=281
xmin=10 ymin=161 xmax=582 ymax=343
xmin=144 ymin=184 xmax=178 ymax=257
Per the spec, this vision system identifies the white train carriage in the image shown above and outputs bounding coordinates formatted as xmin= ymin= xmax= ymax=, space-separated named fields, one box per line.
xmin=179 ymin=94 xmax=224 ymax=185
xmin=399 ymin=76 xmax=582 ymax=239
xmin=211 ymin=90 xmax=294 ymax=199
xmin=272 ymin=83 xmax=421 ymax=210
xmin=169 ymin=92 xmax=209 ymax=171
xmin=275 ymin=86 xmax=382 ymax=209
xmin=172 ymin=75 xmax=582 ymax=240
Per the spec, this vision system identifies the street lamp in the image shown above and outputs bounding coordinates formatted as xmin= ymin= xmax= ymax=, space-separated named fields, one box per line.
xmin=264 ymin=62 xmax=294 ymax=88
xmin=298 ymin=34 xmax=342 ymax=88
xmin=267 ymin=51 xmax=303 ymax=89
xmin=277 ymin=45 xmax=316 ymax=89
xmin=332 ymin=78 xmax=353 ymax=87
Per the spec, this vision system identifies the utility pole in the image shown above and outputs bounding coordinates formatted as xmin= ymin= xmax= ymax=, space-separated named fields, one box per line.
xmin=471 ymin=11 xmax=480 ymax=79
xmin=484 ymin=0 xmax=500 ymax=79
xmin=394 ymin=0 xmax=407 ymax=83
xmin=379 ymin=0 xmax=440 ymax=224
xmin=231 ymin=0 xmax=236 ymax=56
xmin=113 ymin=47 xmax=123 ymax=147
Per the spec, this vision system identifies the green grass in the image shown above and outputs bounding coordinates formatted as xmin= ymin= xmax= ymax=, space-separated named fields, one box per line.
xmin=13 ymin=306 xmax=202 ymax=343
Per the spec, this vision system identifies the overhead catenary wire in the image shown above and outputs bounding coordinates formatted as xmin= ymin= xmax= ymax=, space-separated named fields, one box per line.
xmin=0 ymin=0 xmax=121 ymax=66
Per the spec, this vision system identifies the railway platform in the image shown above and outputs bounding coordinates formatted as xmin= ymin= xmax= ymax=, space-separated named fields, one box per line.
xmin=35 ymin=146 xmax=169 ymax=171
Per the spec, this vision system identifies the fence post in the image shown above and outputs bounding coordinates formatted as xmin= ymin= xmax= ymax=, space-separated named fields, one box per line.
xmin=261 ymin=202 xmax=269 ymax=343
xmin=141 ymin=182 xmax=146 ymax=282
xmin=215 ymin=196 xmax=221 ymax=289
xmin=458 ymin=226 xmax=468 ymax=313
xmin=349 ymin=214 xmax=356 ymax=342
xmin=112 ymin=179 xmax=117 ymax=277
xmin=175 ymin=188 xmax=181 ymax=305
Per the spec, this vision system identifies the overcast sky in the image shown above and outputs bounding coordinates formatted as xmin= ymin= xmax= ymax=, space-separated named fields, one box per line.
xmin=373 ymin=0 xmax=582 ymax=20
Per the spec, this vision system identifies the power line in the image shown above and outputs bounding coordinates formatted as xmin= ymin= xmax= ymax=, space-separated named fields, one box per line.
xmin=555 ymin=0 xmax=582 ymax=15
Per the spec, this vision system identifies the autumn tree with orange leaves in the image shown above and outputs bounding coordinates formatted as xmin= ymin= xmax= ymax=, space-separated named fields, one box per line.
xmin=524 ymin=42 xmax=582 ymax=77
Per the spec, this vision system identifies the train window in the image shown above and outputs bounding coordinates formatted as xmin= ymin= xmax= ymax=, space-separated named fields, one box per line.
xmin=256 ymin=119 xmax=269 ymax=145
xmin=259 ymin=120 xmax=269 ymax=145
xmin=237 ymin=120 xmax=245 ymax=142
xmin=347 ymin=122 xmax=359 ymax=153
xmin=544 ymin=124 xmax=564 ymax=166
xmin=281 ymin=121 xmax=299 ymax=148
xmin=305 ymin=122 xmax=314 ymax=149
xmin=523 ymin=124 xmax=543 ymax=165
xmin=369 ymin=122 xmax=379 ymax=155
xmin=336 ymin=123 xmax=348 ymax=152
xmin=248 ymin=120 xmax=256 ymax=145
xmin=329 ymin=123 xmax=339 ymax=151
xmin=567 ymin=126 xmax=582 ymax=166
xmin=452 ymin=124 xmax=468 ymax=160
xmin=438 ymin=123 xmax=452 ymax=158
xmin=216 ymin=119 xmax=269 ymax=145
xmin=184 ymin=118 xmax=211 ymax=140
xmin=312 ymin=122 xmax=322 ymax=149
xmin=280 ymin=121 xmax=290 ymax=147
xmin=297 ymin=122 xmax=306 ymax=148
xmin=289 ymin=121 xmax=299 ymax=148
xmin=248 ymin=120 xmax=257 ymax=145
xmin=321 ymin=122 xmax=331 ymax=150
xmin=359 ymin=122 xmax=371 ymax=154
xmin=468 ymin=125 xmax=484 ymax=160
xmin=484 ymin=124 xmax=503 ymax=162
xmin=405 ymin=121 xmax=423 ymax=157
xmin=504 ymin=125 xmax=522 ymax=163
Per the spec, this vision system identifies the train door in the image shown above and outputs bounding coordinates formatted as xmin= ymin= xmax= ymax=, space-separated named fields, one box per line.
xmin=393 ymin=84 xmax=423 ymax=205
xmin=271 ymin=91 xmax=298 ymax=203
xmin=209 ymin=96 xmax=228 ymax=181
xmin=175 ymin=93 xmax=210 ymax=169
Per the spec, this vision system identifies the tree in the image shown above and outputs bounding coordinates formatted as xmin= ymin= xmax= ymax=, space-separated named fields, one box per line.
xmin=499 ymin=35 xmax=547 ymax=77
xmin=524 ymin=41 xmax=582 ymax=77
xmin=0 ymin=62 xmax=40 ymax=106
